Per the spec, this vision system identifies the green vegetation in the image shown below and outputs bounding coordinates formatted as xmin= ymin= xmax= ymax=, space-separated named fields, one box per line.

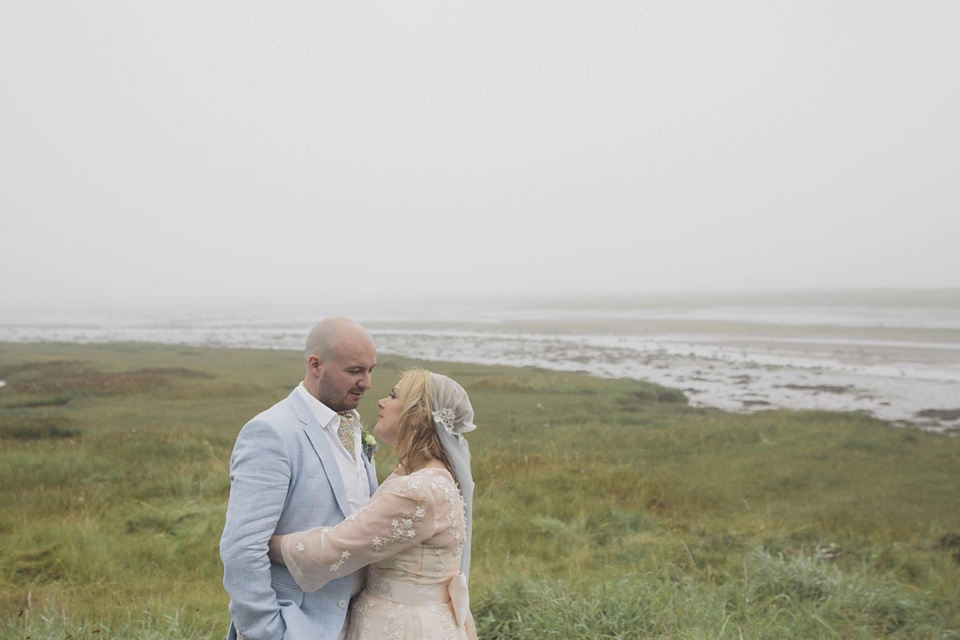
xmin=1 ymin=342 xmax=958 ymax=638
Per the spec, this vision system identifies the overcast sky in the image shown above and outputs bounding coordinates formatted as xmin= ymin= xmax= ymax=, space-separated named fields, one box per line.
xmin=2 ymin=1 xmax=958 ymax=306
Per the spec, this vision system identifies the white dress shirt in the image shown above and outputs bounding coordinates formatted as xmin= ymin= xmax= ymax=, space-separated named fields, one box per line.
xmin=294 ymin=383 xmax=372 ymax=514
xmin=293 ymin=383 xmax=372 ymax=638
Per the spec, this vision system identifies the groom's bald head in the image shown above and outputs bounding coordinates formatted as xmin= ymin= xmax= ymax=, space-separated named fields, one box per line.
xmin=305 ymin=317 xmax=374 ymax=363
xmin=303 ymin=317 xmax=377 ymax=410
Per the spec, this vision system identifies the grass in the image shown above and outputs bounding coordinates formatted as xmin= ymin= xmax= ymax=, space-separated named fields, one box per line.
xmin=0 ymin=342 xmax=958 ymax=638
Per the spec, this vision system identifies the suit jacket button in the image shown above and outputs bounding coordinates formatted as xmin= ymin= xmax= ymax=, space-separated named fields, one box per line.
xmin=338 ymin=599 xmax=347 ymax=608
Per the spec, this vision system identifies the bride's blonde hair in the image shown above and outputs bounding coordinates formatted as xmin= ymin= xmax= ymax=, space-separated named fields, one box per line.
xmin=395 ymin=368 xmax=452 ymax=475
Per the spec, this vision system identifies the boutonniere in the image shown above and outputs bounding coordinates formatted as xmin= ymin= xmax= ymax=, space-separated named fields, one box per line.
xmin=361 ymin=427 xmax=378 ymax=461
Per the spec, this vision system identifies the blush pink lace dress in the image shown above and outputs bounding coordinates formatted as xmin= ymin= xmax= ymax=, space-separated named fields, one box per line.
xmin=280 ymin=467 xmax=478 ymax=640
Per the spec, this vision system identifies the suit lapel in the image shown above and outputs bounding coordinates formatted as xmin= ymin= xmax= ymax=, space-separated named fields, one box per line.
xmin=364 ymin=455 xmax=379 ymax=495
xmin=288 ymin=391 xmax=353 ymax=518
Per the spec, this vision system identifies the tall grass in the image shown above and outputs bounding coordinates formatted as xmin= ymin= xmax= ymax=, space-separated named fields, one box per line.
xmin=477 ymin=549 xmax=950 ymax=639
xmin=1 ymin=342 xmax=958 ymax=638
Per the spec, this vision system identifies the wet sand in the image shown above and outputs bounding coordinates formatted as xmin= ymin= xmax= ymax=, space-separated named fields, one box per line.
xmin=370 ymin=319 xmax=960 ymax=434
xmin=3 ymin=296 xmax=959 ymax=432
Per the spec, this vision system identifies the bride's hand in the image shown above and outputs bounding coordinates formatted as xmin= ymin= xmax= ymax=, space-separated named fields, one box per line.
xmin=268 ymin=534 xmax=286 ymax=565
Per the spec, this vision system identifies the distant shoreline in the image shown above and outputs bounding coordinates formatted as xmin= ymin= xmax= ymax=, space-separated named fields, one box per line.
xmin=2 ymin=293 xmax=959 ymax=433
xmin=2 ymin=336 xmax=958 ymax=435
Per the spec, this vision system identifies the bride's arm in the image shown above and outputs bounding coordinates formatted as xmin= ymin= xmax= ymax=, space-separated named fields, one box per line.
xmin=278 ymin=482 xmax=441 ymax=592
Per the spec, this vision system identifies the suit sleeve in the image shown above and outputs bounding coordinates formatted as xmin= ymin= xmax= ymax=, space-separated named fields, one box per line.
xmin=220 ymin=419 xmax=291 ymax=640
xmin=280 ymin=482 xmax=440 ymax=592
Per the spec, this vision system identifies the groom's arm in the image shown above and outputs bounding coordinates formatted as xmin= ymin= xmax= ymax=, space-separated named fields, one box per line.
xmin=220 ymin=418 xmax=291 ymax=640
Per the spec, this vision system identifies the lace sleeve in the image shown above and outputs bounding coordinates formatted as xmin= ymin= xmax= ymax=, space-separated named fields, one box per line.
xmin=280 ymin=476 xmax=440 ymax=592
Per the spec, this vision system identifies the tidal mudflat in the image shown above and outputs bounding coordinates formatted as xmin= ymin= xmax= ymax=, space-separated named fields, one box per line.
xmin=369 ymin=311 xmax=960 ymax=433
xmin=3 ymin=291 xmax=959 ymax=432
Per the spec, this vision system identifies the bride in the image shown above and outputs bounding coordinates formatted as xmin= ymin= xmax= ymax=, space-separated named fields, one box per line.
xmin=268 ymin=368 xmax=478 ymax=640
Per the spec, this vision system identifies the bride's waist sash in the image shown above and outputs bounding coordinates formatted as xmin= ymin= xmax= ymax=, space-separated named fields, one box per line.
xmin=368 ymin=571 xmax=470 ymax=629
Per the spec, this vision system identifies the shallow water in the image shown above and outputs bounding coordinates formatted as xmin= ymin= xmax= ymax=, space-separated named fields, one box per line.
xmin=2 ymin=294 xmax=959 ymax=432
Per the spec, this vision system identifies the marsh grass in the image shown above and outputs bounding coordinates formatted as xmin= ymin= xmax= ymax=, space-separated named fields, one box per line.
xmin=0 ymin=342 xmax=958 ymax=638
xmin=0 ymin=415 xmax=81 ymax=440
xmin=477 ymin=549 xmax=946 ymax=639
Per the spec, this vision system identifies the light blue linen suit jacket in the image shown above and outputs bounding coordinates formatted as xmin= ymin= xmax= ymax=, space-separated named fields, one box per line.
xmin=220 ymin=389 xmax=379 ymax=640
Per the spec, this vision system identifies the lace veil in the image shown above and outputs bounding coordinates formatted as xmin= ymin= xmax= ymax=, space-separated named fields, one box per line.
xmin=428 ymin=372 xmax=476 ymax=579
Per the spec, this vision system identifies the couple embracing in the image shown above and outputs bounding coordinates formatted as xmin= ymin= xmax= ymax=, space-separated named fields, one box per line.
xmin=220 ymin=317 xmax=478 ymax=640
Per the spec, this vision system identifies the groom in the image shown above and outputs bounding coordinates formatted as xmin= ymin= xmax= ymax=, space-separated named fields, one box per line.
xmin=220 ymin=317 xmax=379 ymax=640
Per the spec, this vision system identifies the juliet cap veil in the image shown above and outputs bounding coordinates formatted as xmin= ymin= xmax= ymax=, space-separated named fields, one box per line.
xmin=428 ymin=372 xmax=476 ymax=579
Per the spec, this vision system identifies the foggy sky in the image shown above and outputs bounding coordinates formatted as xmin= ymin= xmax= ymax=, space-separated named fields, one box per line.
xmin=2 ymin=1 xmax=959 ymax=305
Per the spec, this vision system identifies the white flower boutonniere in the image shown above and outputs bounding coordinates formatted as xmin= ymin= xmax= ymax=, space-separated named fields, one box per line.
xmin=362 ymin=428 xmax=378 ymax=461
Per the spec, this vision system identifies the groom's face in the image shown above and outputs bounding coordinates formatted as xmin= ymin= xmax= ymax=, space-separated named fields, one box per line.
xmin=315 ymin=333 xmax=377 ymax=412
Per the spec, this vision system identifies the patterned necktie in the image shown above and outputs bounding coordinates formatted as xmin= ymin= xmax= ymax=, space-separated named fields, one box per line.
xmin=337 ymin=411 xmax=357 ymax=462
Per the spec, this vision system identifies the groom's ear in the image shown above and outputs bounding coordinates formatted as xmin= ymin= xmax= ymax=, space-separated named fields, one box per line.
xmin=307 ymin=354 xmax=323 ymax=375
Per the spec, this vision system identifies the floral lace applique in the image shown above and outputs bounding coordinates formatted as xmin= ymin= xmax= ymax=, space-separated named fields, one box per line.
xmin=345 ymin=586 xmax=377 ymax=633
xmin=390 ymin=515 xmax=417 ymax=543
xmin=391 ymin=556 xmax=408 ymax=576
xmin=398 ymin=473 xmax=425 ymax=493
xmin=366 ymin=571 xmax=394 ymax=599
xmin=368 ymin=490 xmax=428 ymax=554
xmin=425 ymin=604 xmax=460 ymax=640
xmin=383 ymin=605 xmax=405 ymax=640
xmin=330 ymin=549 xmax=351 ymax=574
xmin=353 ymin=595 xmax=376 ymax=635
xmin=430 ymin=474 xmax=465 ymax=544
xmin=433 ymin=408 xmax=457 ymax=435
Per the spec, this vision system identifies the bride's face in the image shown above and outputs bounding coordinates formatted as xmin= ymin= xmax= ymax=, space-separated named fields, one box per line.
xmin=374 ymin=381 xmax=403 ymax=447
